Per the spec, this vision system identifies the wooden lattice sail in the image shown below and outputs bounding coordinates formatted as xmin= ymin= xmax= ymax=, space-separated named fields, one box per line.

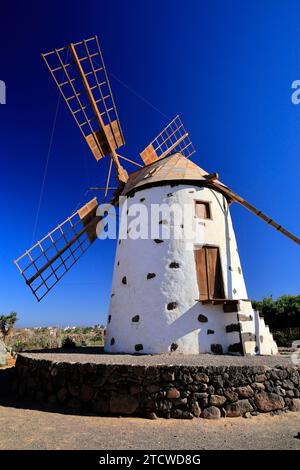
xmin=42 ymin=36 xmax=127 ymax=182
xmin=14 ymin=198 xmax=102 ymax=301
xmin=140 ymin=115 xmax=195 ymax=165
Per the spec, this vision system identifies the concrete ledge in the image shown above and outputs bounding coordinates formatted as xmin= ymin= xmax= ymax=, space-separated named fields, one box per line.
xmin=13 ymin=350 xmax=300 ymax=419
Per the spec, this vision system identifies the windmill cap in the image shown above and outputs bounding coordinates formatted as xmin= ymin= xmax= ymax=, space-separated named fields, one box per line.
xmin=122 ymin=152 xmax=223 ymax=196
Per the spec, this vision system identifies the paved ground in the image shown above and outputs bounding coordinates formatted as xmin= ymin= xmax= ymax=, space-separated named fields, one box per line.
xmin=20 ymin=349 xmax=294 ymax=367
xmin=0 ymin=400 xmax=299 ymax=450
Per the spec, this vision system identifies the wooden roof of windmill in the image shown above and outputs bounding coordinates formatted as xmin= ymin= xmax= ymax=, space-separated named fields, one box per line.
xmin=123 ymin=153 xmax=210 ymax=195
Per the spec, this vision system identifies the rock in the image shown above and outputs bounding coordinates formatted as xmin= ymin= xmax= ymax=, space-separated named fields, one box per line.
xmin=169 ymin=262 xmax=180 ymax=269
xmin=110 ymin=394 xmax=139 ymax=415
xmin=264 ymin=381 xmax=275 ymax=393
xmin=36 ymin=390 xmax=44 ymax=402
xmin=282 ymin=379 xmax=294 ymax=390
xmin=166 ymin=388 xmax=180 ymax=399
xmin=197 ymin=383 xmax=208 ymax=392
xmin=255 ymin=374 xmax=267 ymax=383
xmin=237 ymin=385 xmax=254 ymax=398
xmin=251 ymin=382 xmax=265 ymax=391
xmin=290 ymin=398 xmax=300 ymax=412
xmin=202 ymin=406 xmax=221 ymax=419
xmin=57 ymin=387 xmax=68 ymax=403
xmin=50 ymin=366 xmax=58 ymax=377
xmin=210 ymin=395 xmax=226 ymax=407
xmin=146 ymin=384 xmax=160 ymax=394
xmin=226 ymin=323 xmax=241 ymax=333
xmin=93 ymin=398 xmax=109 ymax=414
xmin=286 ymin=390 xmax=295 ymax=398
xmin=194 ymin=373 xmax=209 ymax=383
xmin=146 ymin=412 xmax=157 ymax=420
xmin=46 ymin=382 xmax=54 ymax=394
xmin=290 ymin=372 xmax=300 ymax=385
xmin=273 ymin=386 xmax=286 ymax=396
xmin=183 ymin=373 xmax=193 ymax=384
xmin=48 ymin=394 xmax=57 ymax=405
xmin=193 ymin=392 xmax=208 ymax=399
xmin=68 ymin=383 xmax=80 ymax=397
xmin=173 ymin=398 xmax=188 ymax=406
xmin=228 ymin=343 xmax=243 ymax=354
xmin=199 ymin=398 xmax=209 ymax=408
xmin=244 ymin=412 xmax=252 ymax=419
xmin=211 ymin=344 xmax=223 ymax=355
xmin=190 ymin=401 xmax=201 ymax=417
xmin=27 ymin=377 xmax=38 ymax=390
xmin=157 ymin=400 xmax=172 ymax=413
xmin=198 ymin=314 xmax=208 ymax=323
xmin=80 ymin=384 xmax=94 ymax=402
xmin=225 ymin=399 xmax=253 ymax=417
xmin=130 ymin=384 xmax=142 ymax=395
xmin=68 ymin=397 xmax=81 ymax=409
xmin=224 ymin=389 xmax=239 ymax=402
xmin=172 ymin=409 xmax=193 ymax=419
xmin=167 ymin=302 xmax=177 ymax=311
xmin=212 ymin=375 xmax=224 ymax=388
xmin=161 ymin=370 xmax=175 ymax=382
xmin=254 ymin=392 xmax=285 ymax=412
xmin=147 ymin=273 xmax=156 ymax=280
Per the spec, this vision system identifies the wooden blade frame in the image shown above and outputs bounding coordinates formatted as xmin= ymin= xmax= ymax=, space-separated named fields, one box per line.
xmin=208 ymin=179 xmax=300 ymax=246
xmin=140 ymin=115 xmax=196 ymax=165
xmin=14 ymin=198 xmax=100 ymax=301
xmin=42 ymin=36 xmax=127 ymax=182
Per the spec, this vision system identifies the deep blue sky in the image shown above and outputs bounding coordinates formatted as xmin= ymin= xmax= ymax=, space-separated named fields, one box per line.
xmin=0 ymin=0 xmax=299 ymax=327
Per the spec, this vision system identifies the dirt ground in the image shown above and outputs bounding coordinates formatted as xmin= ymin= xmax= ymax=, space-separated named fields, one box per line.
xmin=0 ymin=401 xmax=299 ymax=450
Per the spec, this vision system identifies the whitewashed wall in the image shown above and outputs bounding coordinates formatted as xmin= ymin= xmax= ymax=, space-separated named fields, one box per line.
xmin=104 ymin=183 xmax=277 ymax=355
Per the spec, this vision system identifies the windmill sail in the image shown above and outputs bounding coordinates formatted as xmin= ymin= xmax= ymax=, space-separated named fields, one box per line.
xmin=140 ymin=115 xmax=196 ymax=165
xmin=208 ymin=179 xmax=300 ymax=246
xmin=14 ymin=198 xmax=102 ymax=301
xmin=42 ymin=36 xmax=125 ymax=163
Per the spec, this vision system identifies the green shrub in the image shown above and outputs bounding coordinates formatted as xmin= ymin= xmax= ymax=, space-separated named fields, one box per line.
xmin=61 ymin=336 xmax=76 ymax=349
xmin=272 ymin=328 xmax=300 ymax=347
xmin=10 ymin=339 xmax=26 ymax=353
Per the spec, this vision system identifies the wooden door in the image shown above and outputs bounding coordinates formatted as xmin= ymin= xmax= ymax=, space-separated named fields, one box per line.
xmin=195 ymin=246 xmax=225 ymax=300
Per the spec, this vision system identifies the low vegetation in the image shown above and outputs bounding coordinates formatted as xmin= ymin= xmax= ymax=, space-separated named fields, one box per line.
xmin=6 ymin=325 xmax=105 ymax=353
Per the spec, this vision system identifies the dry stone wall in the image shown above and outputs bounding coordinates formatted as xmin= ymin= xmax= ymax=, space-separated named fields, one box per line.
xmin=14 ymin=354 xmax=300 ymax=419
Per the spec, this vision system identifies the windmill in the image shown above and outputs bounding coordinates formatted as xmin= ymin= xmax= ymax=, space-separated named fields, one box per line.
xmin=14 ymin=36 xmax=299 ymax=356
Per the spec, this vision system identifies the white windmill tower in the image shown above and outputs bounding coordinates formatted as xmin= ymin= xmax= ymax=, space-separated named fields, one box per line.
xmin=14 ymin=36 xmax=300 ymax=356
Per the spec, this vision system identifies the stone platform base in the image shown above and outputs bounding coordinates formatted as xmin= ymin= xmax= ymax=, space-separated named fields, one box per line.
xmin=14 ymin=349 xmax=300 ymax=419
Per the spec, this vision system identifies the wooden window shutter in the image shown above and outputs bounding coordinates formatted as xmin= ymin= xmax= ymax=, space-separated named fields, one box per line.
xmin=195 ymin=201 xmax=211 ymax=219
